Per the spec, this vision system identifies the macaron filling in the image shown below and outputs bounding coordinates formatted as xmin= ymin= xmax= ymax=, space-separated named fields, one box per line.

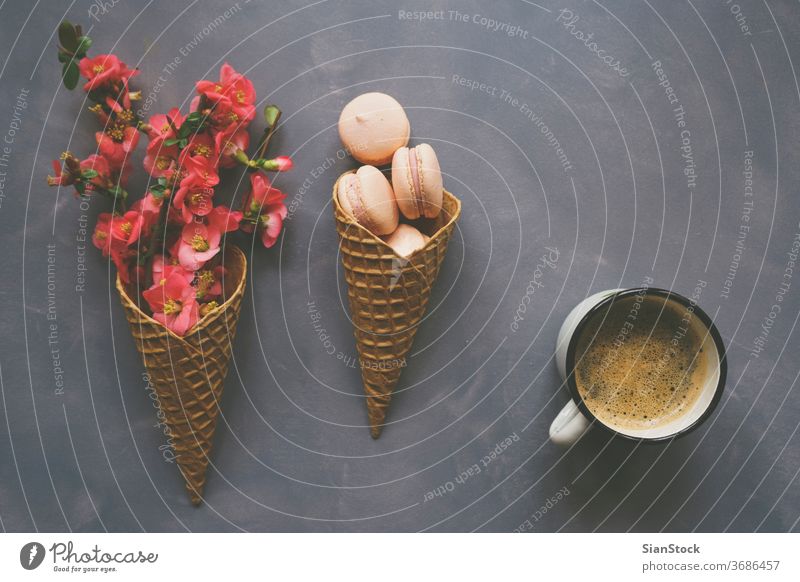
xmin=408 ymin=146 xmax=425 ymax=217
xmin=342 ymin=174 xmax=375 ymax=233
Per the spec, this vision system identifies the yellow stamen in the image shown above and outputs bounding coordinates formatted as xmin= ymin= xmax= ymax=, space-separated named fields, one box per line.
xmin=200 ymin=301 xmax=219 ymax=317
xmin=108 ymin=125 xmax=125 ymax=141
xmin=193 ymin=144 xmax=211 ymax=157
xmin=92 ymin=64 xmax=105 ymax=74
xmin=117 ymin=109 xmax=134 ymax=123
xmin=191 ymin=234 xmax=209 ymax=252
xmin=235 ymin=90 xmax=246 ymax=104
xmin=163 ymin=298 xmax=182 ymax=315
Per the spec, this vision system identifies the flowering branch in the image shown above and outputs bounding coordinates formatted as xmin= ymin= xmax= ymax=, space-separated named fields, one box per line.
xmin=47 ymin=21 xmax=294 ymax=336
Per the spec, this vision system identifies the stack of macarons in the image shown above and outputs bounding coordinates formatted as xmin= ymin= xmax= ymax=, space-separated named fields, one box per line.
xmin=337 ymin=92 xmax=444 ymax=258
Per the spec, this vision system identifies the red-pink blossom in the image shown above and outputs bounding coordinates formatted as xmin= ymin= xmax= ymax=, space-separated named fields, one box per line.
xmin=96 ymin=126 xmax=139 ymax=168
xmin=78 ymin=54 xmax=138 ymax=92
xmin=196 ymin=63 xmax=256 ymax=125
xmin=177 ymin=221 xmax=221 ymax=271
xmin=241 ymin=172 xmax=287 ymax=248
xmin=208 ymin=205 xmax=243 ymax=233
xmin=214 ymin=129 xmax=249 ymax=168
xmin=142 ymin=272 xmax=200 ymax=336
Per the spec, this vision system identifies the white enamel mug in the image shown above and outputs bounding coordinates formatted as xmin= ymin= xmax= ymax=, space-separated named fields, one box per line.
xmin=549 ymin=287 xmax=727 ymax=445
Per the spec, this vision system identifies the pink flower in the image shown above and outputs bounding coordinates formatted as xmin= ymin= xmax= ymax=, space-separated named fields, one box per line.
xmin=180 ymin=187 xmax=214 ymax=223
xmin=177 ymin=221 xmax=221 ymax=271
xmin=196 ymin=63 xmax=256 ymax=126
xmin=208 ymin=205 xmax=243 ymax=233
xmin=173 ymin=154 xmax=219 ymax=218
xmin=111 ymin=246 xmax=137 ymax=284
xmin=129 ymin=193 xmax=163 ymax=238
xmin=214 ymin=129 xmax=249 ymax=168
xmin=78 ymin=54 xmax=138 ymax=92
xmin=79 ymin=155 xmax=112 ymax=192
xmin=180 ymin=133 xmax=216 ymax=162
xmin=109 ymin=210 xmax=145 ymax=247
xmin=195 ymin=266 xmax=225 ymax=301
xmin=152 ymin=255 xmax=195 ymax=286
xmin=142 ymin=272 xmax=200 ymax=336
xmin=241 ymin=172 xmax=287 ymax=248
xmin=96 ymin=125 xmax=140 ymax=168
xmin=92 ymin=213 xmax=114 ymax=256
xmin=143 ymin=138 xmax=178 ymax=178
xmin=145 ymin=108 xmax=184 ymax=141
xmin=272 ymin=156 xmax=293 ymax=172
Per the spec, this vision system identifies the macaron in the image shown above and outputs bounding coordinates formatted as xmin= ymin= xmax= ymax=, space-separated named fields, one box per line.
xmin=391 ymin=143 xmax=443 ymax=220
xmin=338 ymin=93 xmax=410 ymax=166
xmin=381 ymin=224 xmax=430 ymax=258
xmin=337 ymin=166 xmax=399 ymax=236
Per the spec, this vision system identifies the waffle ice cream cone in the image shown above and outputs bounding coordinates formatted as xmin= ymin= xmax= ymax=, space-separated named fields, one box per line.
xmin=116 ymin=245 xmax=247 ymax=505
xmin=332 ymin=173 xmax=461 ymax=438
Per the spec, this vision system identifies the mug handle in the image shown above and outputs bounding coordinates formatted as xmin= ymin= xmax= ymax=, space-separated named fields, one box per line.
xmin=549 ymin=400 xmax=590 ymax=445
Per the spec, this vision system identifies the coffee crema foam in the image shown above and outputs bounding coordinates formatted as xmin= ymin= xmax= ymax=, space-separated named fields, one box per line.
xmin=574 ymin=295 xmax=708 ymax=431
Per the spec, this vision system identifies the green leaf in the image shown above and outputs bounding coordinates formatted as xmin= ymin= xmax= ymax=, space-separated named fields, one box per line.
xmin=58 ymin=21 xmax=79 ymax=53
xmin=74 ymin=181 xmax=86 ymax=195
xmin=57 ymin=51 xmax=71 ymax=64
xmin=164 ymin=138 xmax=180 ymax=147
xmin=62 ymin=62 xmax=79 ymax=90
xmin=81 ymin=169 xmax=98 ymax=179
xmin=263 ymin=105 xmax=281 ymax=129
xmin=75 ymin=36 xmax=92 ymax=57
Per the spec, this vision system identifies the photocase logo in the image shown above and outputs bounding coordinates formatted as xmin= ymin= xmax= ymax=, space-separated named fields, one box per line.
xmin=388 ymin=256 xmax=409 ymax=292
xmin=20 ymin=542 xmax=45 ymax=570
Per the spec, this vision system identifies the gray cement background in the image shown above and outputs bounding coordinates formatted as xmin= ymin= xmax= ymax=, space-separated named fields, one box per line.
xmin=0 ymin=0 xmax=798 ymax=532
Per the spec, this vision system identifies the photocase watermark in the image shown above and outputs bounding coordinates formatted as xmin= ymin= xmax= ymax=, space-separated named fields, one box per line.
xmin=87 ymin=0 xmax=124 ymax=22
xmin=137 ymin=3 xmax=243 ymax=116
xmin=46 ymin=243 xmax=66 ymax=396
xmin=510 ymin=246 xmax=559 ymax=332
xmin=750 ymin=225 xmax=800 ymax=358
xmin=142 ymin=372 xmax=176 ymax=463
xmin=720 ymin=150 xmax=754 ymax=300
xmin=451 ymin=75 xmax=573 ymax=173
xmin=555 ymin=8 xmax=629 ymax=78
xmin=423 ymin=432 xmax=520 ymax=502
xmin=0 ymin=87 xmax=30 ymax=212
xmin=36 ymin=540 xmax=158 ymax=574
xmin=513 ymin=486 xmax=570 ymax=531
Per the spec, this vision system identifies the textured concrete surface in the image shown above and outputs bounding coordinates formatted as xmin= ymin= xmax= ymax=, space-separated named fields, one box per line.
xmin=0 ymin=0 xmax=798 ymax=532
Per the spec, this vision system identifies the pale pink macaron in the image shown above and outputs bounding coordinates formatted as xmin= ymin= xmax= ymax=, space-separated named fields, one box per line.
xmin=381 ymin=224 xmax=430 ymax=258
xmin=338 ymin=93 xmax=410 ymax=166
xmin=391 ymin=143 xmax=443 ymax=220
xmin=337 ymin=166 xmax=399 ymax=236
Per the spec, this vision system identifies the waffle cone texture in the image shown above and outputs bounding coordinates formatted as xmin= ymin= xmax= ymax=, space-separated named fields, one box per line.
xmin=116 ymin=245 xmax=247 ymax=505
xmin=333 ymin=173 xmax=461 ymax=438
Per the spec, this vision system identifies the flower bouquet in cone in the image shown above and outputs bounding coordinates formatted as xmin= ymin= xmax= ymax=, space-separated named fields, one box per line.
xmin=332 ymin=172 xmax=461 ymax=438
xmin=47 ymin=21 xmax=293 ymax=504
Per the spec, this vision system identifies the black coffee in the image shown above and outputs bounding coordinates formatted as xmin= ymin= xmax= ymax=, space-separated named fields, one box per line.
xmin=574 ymin=294 xmax=708 ymax=431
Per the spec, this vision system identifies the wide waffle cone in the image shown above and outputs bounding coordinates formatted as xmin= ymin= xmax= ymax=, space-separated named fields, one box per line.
xmin=333 ymin=173 xmax=461 ymax=438
xmin=116 ymin=245 xmax=246 ymax=505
